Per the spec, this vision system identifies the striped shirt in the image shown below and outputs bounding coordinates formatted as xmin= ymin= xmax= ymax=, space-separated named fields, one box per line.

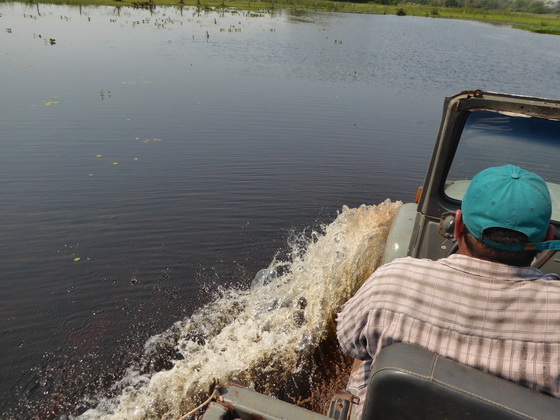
xmin=336 ymin=254 xmax=560 ymax=419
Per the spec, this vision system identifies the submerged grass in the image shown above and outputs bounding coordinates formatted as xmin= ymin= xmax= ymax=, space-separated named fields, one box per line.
xmin=6 ymin=0 xmax=560 ymax=35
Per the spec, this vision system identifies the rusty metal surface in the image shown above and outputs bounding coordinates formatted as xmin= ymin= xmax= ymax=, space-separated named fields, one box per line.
xmin=202 ymin=383 xmax=333 ymax=420
xmin=201 ymin=401 xmax=233 ymax=420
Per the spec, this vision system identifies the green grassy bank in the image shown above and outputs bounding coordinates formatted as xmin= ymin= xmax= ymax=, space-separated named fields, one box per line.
xmin=5 ymin=0 xmax=559 ymax=34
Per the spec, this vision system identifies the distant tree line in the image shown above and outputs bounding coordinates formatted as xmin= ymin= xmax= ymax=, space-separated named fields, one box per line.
xmin=347 ymin=0 xmax=560 ymax=14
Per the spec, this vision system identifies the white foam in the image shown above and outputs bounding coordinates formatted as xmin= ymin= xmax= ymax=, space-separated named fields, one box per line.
xmin=78 ymin=200 xmax=402 ymax=419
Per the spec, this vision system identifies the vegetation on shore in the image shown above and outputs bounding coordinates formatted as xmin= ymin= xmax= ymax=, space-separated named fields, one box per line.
xmin=5 ymin=0 xmax=560 ymax=34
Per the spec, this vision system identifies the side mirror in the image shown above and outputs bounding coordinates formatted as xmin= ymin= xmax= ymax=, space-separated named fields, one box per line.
xmin=438 ymin=213 xmax=456 ymax=239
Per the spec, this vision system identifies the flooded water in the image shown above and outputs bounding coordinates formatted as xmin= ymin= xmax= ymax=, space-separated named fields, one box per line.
xmin=1 ymin=2 xmax=560 ymax=418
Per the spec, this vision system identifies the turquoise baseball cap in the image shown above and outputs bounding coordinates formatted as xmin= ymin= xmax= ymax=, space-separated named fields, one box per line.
xmin=462 ymin=165 xmax=560 ymax=251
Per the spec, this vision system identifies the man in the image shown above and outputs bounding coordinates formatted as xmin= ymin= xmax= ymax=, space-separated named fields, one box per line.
xmin=336 ymin=164 xmax=560 ymax=419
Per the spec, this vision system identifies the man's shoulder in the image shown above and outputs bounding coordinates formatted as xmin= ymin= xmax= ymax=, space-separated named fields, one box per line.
xmin=380 ymin=256 xmax=441 ymax=270
xmin=379 ymin=254 xmax=560 ymax=284
xmin=373 ymin=255 xmax=471 ymax=284
xmin=370 ymin=256 xmax=445 ymax=285
xmin=382 ymin=254 xmax=480 ymax=270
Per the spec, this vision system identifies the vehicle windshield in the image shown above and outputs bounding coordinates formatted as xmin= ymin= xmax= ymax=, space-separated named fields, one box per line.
xmin=444 ymin=109 xmax=560 ymax=222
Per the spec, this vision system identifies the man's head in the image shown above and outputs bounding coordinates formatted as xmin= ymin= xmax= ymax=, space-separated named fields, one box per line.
xmin=455 ymin=165 xmax=559 ymax=266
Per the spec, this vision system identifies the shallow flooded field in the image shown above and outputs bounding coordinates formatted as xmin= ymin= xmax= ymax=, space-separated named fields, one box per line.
xmin=1 ymin=3 xmax=560 ymax=417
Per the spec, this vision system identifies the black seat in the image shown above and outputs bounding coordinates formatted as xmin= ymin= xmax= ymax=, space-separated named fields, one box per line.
xmin=362 ymin=343 xmax=560 ymax=420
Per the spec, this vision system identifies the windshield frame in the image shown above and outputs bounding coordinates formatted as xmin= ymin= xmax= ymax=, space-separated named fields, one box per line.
xmin=417 ymin=90 xmax=560 ymax=224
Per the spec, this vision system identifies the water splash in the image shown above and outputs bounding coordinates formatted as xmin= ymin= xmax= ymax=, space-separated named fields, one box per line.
xmin=77 ymin=199 xmax=402 ymax=419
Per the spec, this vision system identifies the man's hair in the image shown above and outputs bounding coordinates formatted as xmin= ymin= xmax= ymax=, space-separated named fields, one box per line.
xmin=463 ymin=227 xmax=538 ymax=267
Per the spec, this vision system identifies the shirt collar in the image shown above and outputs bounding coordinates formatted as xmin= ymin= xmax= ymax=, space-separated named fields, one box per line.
xmin=440 ymin=253 xmax=547 ymax=281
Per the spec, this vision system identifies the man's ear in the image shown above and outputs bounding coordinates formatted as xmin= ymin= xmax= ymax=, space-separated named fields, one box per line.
xmin=546 ymin=224 xmax=556 ymax=241
xmin=454 ymin=210 xmax=464 ymax=239
xmin=454 ymin=210 xmax=473 ymax=257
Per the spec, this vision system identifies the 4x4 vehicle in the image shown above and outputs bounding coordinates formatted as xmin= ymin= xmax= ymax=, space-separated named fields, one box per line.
xmin=202 ymin=90 xmax=560 ymax=420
